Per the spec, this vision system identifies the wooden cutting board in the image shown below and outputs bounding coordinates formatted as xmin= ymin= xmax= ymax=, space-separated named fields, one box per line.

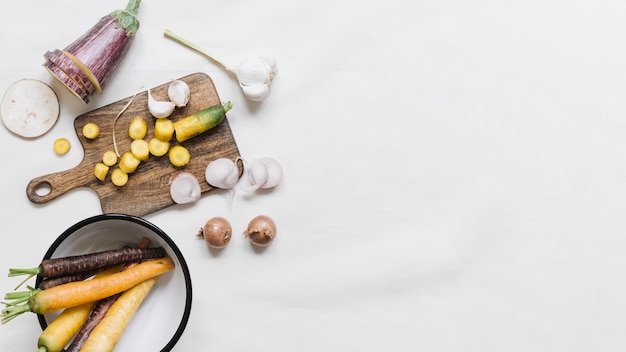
xmin=26 ymin=72 xmax=241 ymax=217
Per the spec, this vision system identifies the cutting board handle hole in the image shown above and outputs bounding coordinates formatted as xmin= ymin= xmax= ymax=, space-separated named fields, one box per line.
xmin=33 ymin=182 xmax=52 ymax=197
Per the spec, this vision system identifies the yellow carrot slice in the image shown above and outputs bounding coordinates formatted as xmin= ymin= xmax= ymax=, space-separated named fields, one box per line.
xmin=110 ymin=168 xmax=128 ymax=187
xmin=79 ymin=277 xmax=158 ymax=352
xmin=94 ymin=162 xmax=109 ymax=181
xmin=53 ymin=138 xmax=71 ymax=155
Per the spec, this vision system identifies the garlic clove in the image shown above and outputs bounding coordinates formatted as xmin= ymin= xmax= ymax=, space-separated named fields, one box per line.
xmin=148 ymin=89 xmax=175 ymax=118
xmin=170 ymin=172 xmax=202 ymax=204
xmin=167 ymin=79 xmax=190 ymax=107
xmin=205 ymin=158 xmax=239 ymax=189
xmin=258 ymin=157 xmax=283 ymax=189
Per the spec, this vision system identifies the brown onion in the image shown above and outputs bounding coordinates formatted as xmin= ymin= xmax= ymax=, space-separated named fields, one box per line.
xmin=244 ymin=215 xmax=277 ymax=246
xmin=197 ymin=217 xmax=232 ymax=248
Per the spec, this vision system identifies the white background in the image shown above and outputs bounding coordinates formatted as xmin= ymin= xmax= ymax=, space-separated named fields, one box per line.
xmin=2 ymin=0 xmax=626 ymax=351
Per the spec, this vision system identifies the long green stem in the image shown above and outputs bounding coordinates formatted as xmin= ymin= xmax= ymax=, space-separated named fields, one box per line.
xmin=8 ymin=267 xmax=40 ymax=277
xmin=163 ymin=29 xmax=234 ymax=72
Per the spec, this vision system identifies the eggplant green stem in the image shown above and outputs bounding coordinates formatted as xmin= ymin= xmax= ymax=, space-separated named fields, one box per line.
xmin=163 ymin=29 xmax=235 ymax=72
xmin=111 ymin=0 xmax=142 ymax=36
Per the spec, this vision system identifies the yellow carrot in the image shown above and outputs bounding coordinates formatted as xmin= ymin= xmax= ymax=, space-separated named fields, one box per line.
xmin=1 ymin=257 xmax=174 ymax=323
xmin=80 ymin=277 xmax=158 ymax=352
xmin=37 ymin=302 xmax=95 ymax=352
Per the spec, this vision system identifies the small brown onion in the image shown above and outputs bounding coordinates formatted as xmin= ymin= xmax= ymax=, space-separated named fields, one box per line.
xmin=244 ymin=215 xmax=277 ymax=246
xmin=197 ymin=217 xmax=232 ymax=248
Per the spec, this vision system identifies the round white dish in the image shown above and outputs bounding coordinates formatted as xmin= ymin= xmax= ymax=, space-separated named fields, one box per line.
xmin=36 ymin=213 xmax=192 ymax=352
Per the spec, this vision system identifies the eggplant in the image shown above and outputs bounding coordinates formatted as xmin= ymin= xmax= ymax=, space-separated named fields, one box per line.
xmin=43 ymin=0 xmax=142 ymax=103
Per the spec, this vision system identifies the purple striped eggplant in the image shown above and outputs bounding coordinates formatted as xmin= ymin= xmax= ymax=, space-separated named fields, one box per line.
xmin=43 ymin=0 xmax=142 ymax=103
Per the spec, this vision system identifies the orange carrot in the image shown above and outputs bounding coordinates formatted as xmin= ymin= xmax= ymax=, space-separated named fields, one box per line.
xmin=1 ymin=257 xmax=174 ymax=323
xmin=80 ymin=277 xmax=158 ymax=352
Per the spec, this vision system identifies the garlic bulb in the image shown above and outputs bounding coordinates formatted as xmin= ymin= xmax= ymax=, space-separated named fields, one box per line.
xmin=235 ymin=54 xmax=278 ymax=101
xmin=163 ymin=30 xmax=278 ymax=102
xmin=167 ymin=79 xmax=190 ymax=107
xmin=148 ymin=89 xmax=175 ymax=118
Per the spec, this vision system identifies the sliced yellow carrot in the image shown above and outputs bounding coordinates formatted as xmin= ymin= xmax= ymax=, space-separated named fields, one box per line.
xmin=102 ymin=150 xmax=118 ymax=166
xmin=168 ymin=145 xmax=190 ymax=167
xmin=148 ymin=137 xmax=170 ymax=157
xmin=94 ymin=163 xmax=109 ymax=181
xmin=154 ymin=118 xmax=174 ymax=141
xmin=130 ymin=139 xmax=149 ymax=161
xmin=53 ymin=138 xmax=71 ymax=155
xmin=110 ymin=168 xmax=128 ymax=187
xmin=128 ymin=116 xmax=147 ymax=140
xmin=79 ymin=277 xmax=158 ymax=352
xmin=82 ymin=123 xmax=100 ymax=139
xmin=118 ymin=152 xmax=141 ymax=174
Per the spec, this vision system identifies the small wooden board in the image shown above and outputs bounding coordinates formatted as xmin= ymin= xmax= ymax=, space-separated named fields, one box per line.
xmin=26 ymin=72 xmax=241 ymax=217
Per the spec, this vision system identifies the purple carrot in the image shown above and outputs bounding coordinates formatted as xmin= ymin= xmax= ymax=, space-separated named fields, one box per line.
xmin=38 ymin=266 xmax=114 ymax=290
xmin=8 ymin=246 xmax=166 ymax=279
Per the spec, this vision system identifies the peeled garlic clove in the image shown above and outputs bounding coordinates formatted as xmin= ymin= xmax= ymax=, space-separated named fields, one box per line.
xmin=235 ymin=54 xmax=277 ymax=101
xmin=167 ymin=79 xmax=190 ymax=107
xmin=170 ymin=172 xmax=202 ymax=204
xmin=205 ymin=158 xmax=239 ymax=189
xmin=258 ymin=157 xmax=283 ymax=189
xmin=148 ymin=89 xmax=175 ymax=118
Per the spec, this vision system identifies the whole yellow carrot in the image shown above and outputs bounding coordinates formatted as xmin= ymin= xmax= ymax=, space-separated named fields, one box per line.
xmin=1 ymin=257 xmax=174 ymax=323
xmin=80 ymin=277 xmax=158 ymax=352
xmin=36 ymin=302 xmax=95 ymax=352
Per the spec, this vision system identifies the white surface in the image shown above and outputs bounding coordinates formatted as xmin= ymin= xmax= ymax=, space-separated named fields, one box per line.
xmin=1 ymin=0 xmax=626 ymax=351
